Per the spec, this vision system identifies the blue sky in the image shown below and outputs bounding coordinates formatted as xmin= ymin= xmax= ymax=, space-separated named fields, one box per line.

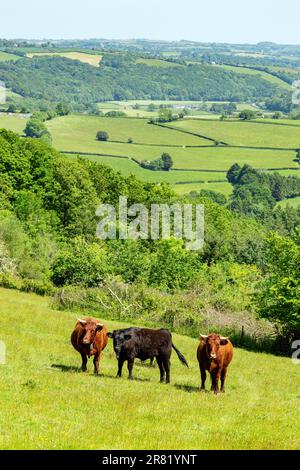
xmin=1 ymin=0 xmax=300 ymax=44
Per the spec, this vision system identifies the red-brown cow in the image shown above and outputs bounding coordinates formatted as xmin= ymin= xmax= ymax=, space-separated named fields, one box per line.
xmin=197 ymin=333 xmax=233 ymax=395
xmin=71 ymin=317 xmax=108 ymax=374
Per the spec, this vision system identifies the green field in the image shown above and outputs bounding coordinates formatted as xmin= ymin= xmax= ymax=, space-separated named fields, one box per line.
xmin=170 ymin=119 xmax=300 ymax=148
xmin=136 ymin=58 xmax=182 ymax=68
xmin=0 ymin=114 xmax=28 ymax=133
xmin=26 ymin=51 xmax=102 ymax=67
xmin=1 ymin=113 xmax=300 ymax=196
xmin=0 ymin=287 xmax=299 ymax=450
xmin=215 ymin=64 xmax=292 ymax=90
xmin=0 ymin=51 xmax=20 ymax=62
xmin=276 ymin=196 xmax=300 ymax=209
xmin=47 ymin=115 xmax=211 ymax=148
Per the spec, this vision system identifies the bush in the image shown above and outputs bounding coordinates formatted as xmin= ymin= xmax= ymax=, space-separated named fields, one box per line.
xmin=51 ymin=237 xmax=110 ymax=287
xmin=96 ymin=130 xmax=109 ymax=141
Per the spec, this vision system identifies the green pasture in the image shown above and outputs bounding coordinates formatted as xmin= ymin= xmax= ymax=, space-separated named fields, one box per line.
xmin=136 ymin=58 xmax=182 ymax=67
xmin=47 ymin=115 xmax=211 ymax=148
xmin=0 ymin=288 xmax=298 ymax=450
xmin=215 ymin=64 xmax=292 ymax=90
xmin=169 ymin=119 xmax=300 ymax=149
xmin=0 ymin=114 xmax=28 ymax=134
xmin=0 ymin=51 xmax=20 ymax=62
xmin=276 ymin=196 xmax=300 ymax=209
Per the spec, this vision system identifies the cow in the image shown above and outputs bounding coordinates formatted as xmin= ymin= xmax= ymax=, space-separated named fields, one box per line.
xmin=107 ymin=327 xmax=188 ymax=383
xmin=71 ymin=317 xmax=108 ymax=374
xmin=197 ymin=333 xmax=233 ymax=395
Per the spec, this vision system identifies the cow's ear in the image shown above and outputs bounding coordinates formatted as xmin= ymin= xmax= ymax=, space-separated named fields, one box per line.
xmin=107 ymin=332 xmax=113 ymax=338
xmin=124 ymin=334 xmax=131 ymax=341
xmin=96 ymin=323 xmax=104 ymax=331
xmin=220 ymin=337 xmax=229 ymax=345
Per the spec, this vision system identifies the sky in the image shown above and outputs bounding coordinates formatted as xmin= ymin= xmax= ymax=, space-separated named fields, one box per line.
xmin=1 ymin=0 xmax=300 ymax=44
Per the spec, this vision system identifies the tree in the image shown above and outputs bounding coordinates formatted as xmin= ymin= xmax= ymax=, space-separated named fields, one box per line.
xmin=24 ymin=118 xmax=51 ymax=141
xmin=96 ymin=130 xmax=109 ymax=141
xmin=239 ymin=109 xmax=256 ymax=121
xmin=257 ymin=232 xmax=300 ymax=340
xmin=7 ymin=104 xmax=17 ymax=113
xmin=161 ymin=153 xmax=173 ymax=171
xmin=56 ymin=102 xmax=70 ymax=116
xmin=158 ymin=108 xmax=174 ymax=123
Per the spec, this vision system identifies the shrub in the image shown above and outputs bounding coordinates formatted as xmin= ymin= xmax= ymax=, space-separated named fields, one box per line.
xmin=96 ymin=130 xmax=109 ymax=141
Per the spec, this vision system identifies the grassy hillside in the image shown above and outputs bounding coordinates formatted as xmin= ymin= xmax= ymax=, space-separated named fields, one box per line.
xmin=0 ymin=114 xmax=28 ymax=133
xmin=170 ymin=119 xmax=300 ymax=148
xmin=0 ymin=51 xmax=20 ymax=62
xmin=26 ymin=52 xmax=102 ymax=67
xmin=215 ymin=64 xmax=292 ymax=90
xmin=0 ymin=288 xmax=298 ymax=450
xmin=0 ymin=113 xmax=299 ymax=196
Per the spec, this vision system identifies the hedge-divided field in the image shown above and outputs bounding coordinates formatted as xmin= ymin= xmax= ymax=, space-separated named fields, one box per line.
xmin=1 ymin=113 xmax=300 ymax=196
xmin=0 ymin=287 xmax=299 ymax=450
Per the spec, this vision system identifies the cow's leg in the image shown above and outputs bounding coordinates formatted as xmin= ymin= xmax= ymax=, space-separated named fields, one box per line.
xmin=200 ymin=364 xmax=206 ymax=390
xmin=93 ymin=352 xmax=100 ymax=375
xmin=221 ymin=367 xmax=227 ymax=393
xmin=81 ymin=353 xmax=87 ymax=372
xmin=157 ymin=357 xmax=165 ymax=383
xmin=163 ymin=358 xmax=170 ymax=384
xmin=117 ymin=358 xmax=124 ymax=377
xmin=211 ymin=369 xmax=221 ymax=395
xmin=127 ymin=358 xmax=134 ymax=380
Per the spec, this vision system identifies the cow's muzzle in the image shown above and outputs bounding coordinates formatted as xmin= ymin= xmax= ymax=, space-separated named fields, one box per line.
xmin=210 ymin=353 xmax=217 ymax=360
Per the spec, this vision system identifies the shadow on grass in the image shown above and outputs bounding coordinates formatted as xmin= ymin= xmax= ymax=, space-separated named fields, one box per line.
xmin=174 ymin=383 xmax=202 ymax=393
xmin=50 ymin=363 xmax=81 ymax=373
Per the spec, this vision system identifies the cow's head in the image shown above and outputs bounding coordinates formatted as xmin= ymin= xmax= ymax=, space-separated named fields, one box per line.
xmin=107 ymin=330 xmax=132 ymax=359
xmin=77 ymin=318 xmax=104 ymax=346
xmin=200 ymin=333 xmax=229 ymax=361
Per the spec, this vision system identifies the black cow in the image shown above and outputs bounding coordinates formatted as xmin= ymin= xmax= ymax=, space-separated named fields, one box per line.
xmin=107 ymin=327 xmax=188 ymax=383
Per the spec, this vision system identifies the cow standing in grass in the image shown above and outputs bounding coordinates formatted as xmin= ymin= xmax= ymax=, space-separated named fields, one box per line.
xmin=108 ymin=327 xmax=188 ymax=383
xmin=197 ymin=333 xmax=233 ymax=395
xmin=71 ymin=317 xmax=108 ymax=374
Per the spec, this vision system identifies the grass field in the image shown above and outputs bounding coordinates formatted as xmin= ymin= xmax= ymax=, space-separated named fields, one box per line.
xmin=26 ymin=52 xmax=102 ymax=67
xmin=215 ymin=64 xmax=292 ymax=90
xmin=0 ymin=287 xmax=299 ymax=450
xmin=1 ymin=113 xmax=300 ymax=196
xmin=170 ymin=119 xmax=300 ymax=149
xmin=136 ymin=58 xmax=182 ymax=67
xmin=276 ymin=196 xmax=300 ymax=209
xmin=0 ymin=114 xmax=28 ymax=133
xmin=0 ymin=51 xmax=20 ymax=62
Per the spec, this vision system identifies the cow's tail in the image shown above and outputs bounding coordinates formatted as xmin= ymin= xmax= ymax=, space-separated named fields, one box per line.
xmin=172 ymin=343 xmax=189 ymax=367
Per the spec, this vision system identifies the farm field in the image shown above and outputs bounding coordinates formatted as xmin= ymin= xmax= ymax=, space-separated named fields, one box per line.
xmin=175 ymin=181 xmax=233 ymax=196
xmin=136 ymin=58 xmax=182 ymax=67
xmin=0 ymin=287 xmax=299 ymax=450
xmin=0 ymin=114 xmax=28 ymax=133
xmin=169 ymin=119 xmax=300 ymax=148
xmin=47 ymin=115 xmax=211 ymax=147
xmin=0 ymin=51 xmax=20 ymax=62
xmin=1 ymin=114 xmax=300 ymax=195
xmin=26 ymin=51 xmax=102 ymax=67
xmin=69 ymin=153 xmax=228 ymax=184
xmin=276 ymin=196 xmax=300 ymax=208
xmin=215 ymin=64 xmax=292 ymax=90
